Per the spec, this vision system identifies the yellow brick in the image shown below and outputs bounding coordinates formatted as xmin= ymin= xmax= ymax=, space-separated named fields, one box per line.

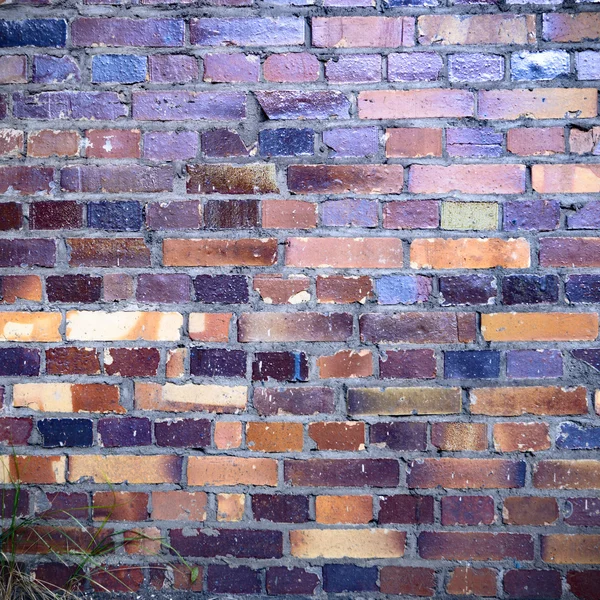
xmin=441 ymin=202 xmax=498 ymax=231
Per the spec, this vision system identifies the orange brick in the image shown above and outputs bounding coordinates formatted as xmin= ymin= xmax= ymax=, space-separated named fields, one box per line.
xmin=286 ymin=237 xmax=402 ymax=269
xmin=543 ymin=13 xmax=600 ymax=42
xmin=14 ymin=383 xmax=123 ymax=413
xmin=0 ymin=311 xmax=61 ymax=342
xmin=533 ymin=164 xmax=600 ymax=193
xmin=359 ymin=90 xmax=473 ymax=119
xmin=410 ymin=238 xmax=530 ymax=269
xmin=253 ymin=275 xmax=310 ymax=304
xmin=317 ymin=350 xmax=373 ymax=378
xmin=0 ymin=275 xmax=42 ymax=303
xmin=541 ymin=535 xmax=600 ymax=564
xmin=166 ymin=348 xmax=186 ymax=378
xmin=315 ymin=495 xmax=372 ymax=524
xmin=217 ymin=493 xmax=245 ymax=521
xmin=214 ymin=421 xmax=242 ymax=449
xmin=28 ymin=130 xmax=80 ymax=158
xmin=187 ymin=456 xmax=277 ymax=486
xmin=481 ymin=312 xmax=598 ymax=342
xmin=409 ymin=164 xmax=525 ymax=194
xmin=386 ymin=128 xmax=442 ymax=158
xmin=493 ymin=422 xmax=551 ymax=452
xmin=163 ymin=238 xmax=277 ymax=267
xmin=68 ymin=455 xmax=181 ymax=484
xmin=316 ymin=275 xmax=373 ymax=304
xmin=503 ymin=497 xmax=558 ymax=526
xmin=93 ymin=491 xmax=148 ymax=521
xmin=152 ymin=491 xmax=207 ymax=521
xmin=507 ymin=127 xmax=565 ymax=155
xmin=479 ymin=88 xmax=597 ymax=120
xmin=189 ymin=313 xmax=232 ymax=342
xmin=0 ymin=455 xmax=66 ymax=484
xmin=309 ymin=422 xmax=365 ymax=451
xmin=124 ymin=527 xmax=161 ymax=555
xmin=246 ymin=422 xmax=303 ymax=452
xmin=262 ymin=199 xmax=317 ymax=229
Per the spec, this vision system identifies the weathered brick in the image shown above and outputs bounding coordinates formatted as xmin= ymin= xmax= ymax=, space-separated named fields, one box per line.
xmin=188 ymin=456 xmax=277 ymax=486
xmin=494 ymin=422 xmax=551 ymax=452
xmin=72 ymin=18 xmax=184 ymax=46
xmin=534 ymin=460 xmax=600 ymax=489
xmin=503 ymin=497 xmax=559 ymax=526
xmin=312 ymin=17 xmax=413 ymax=47
xmin=0 ymin=312 xmax=61 ymax=342
xmin=447 ymin=567 xmax=497 ymax=597
xmin=164 ymin=238 xmax=277 ymax=267
xmin=28 ymin=130 xmax=79 ymax=158
xmin=191 ymin=17 xmax=304 ymax=46
xmin=348 ymin=387 xmax=460 ymax=415
xmin=432 ymin=422 xmax=487 ymax=451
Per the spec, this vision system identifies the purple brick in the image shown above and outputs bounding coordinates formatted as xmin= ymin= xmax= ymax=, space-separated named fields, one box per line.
xmin=568 ymin=201 xmax=600 ymax=229
xmin=440 ymin=275 xmax=496 ymax=305
xmin=207 ymin=566 xmax=260 ymax=594
xmin=449 ymin=53 xmax=504 ymax=82
xmin=252 ymin=494 xmax=309 ymax=523
xmin=322 ymin=199 xmax=378 ymax=227
xmin=190 ymin=348 xmax=246 ymax=377
xmin=503 ymin=570 xmax=561 ymax=600
xmin=572 ymin=349 xmax=600 ymax=371
xmin=60 ymin=166 xmax=172 ymax=193
xmin=502 ymin=274 xmax=559 ymax=305
xmin=370 ymin=422 xmax=427 ymax=451
xmin=266 ymin=567 xmax=319 ymax=595
xmin=379 ymin=349 xmax=436 ymax=379
xmin=133 ymin=91 xmax=246 ymax=121
xmin=503 ymin=200 xmax=560 ymax=231
xmin=384 ymin=201 xmax=439 ymax=229
xmin=0 ymin=488 xmax=29 ymax=519
xmin=378 ymin=495 xmax=434 ymax=524
xmin=577 ymin=51 xmax=600 ymax=80
xmin=565 ymin=497 xmax=600 ymax=526
xmin=0 ymin=96 xmax=6 ymax=120
xmin=72 ymin=18 xmax=184 ymax=47
xmin=447 ymin=127 xmax=503 ymax=158
xmin=203 ymin=53 xmax=259 ymax=83
xmin=388 ymin=52 xmax=443 ymax=82
xmin=193 ymin=274 xmax=248 ymax=303
xmin=254 ymin=387 xmax=335 ymax=416
xmin=146 ymin=201 xmax=201 ymax=230
xmin=0 ymin=55 xmax=27 ymax=84
xmin=143 ymin=131 xmax=199 ymax=161
xmin=136 ymin=274 xmax=190 ymax=303
xmin=148 ymin=54 xmax=198 ymax=82
xmin=566 ymin=275 xmax=600 ymax=303
xmin=323 ymin=127 xmax=379 ymax=157
xmin=190 ymin=18 xmax=304 ymax=46
xmin=13 ymin=91 xmax=126 ymax=120
xmin=0 ymin=417 xmax=33 ymax=445
xmin=202 ymin=129 xmax=250 ymax=157
xmin=0 ymin=348 xmax=40 ymax=376
xmin=155 ymin=419 xmax=211 ymax=448
xmin=256 ymin=91 xmax=350 ymax=120
xmin=98 ymin=418 xmax=152 ymax=447
xmin=88 ymin=201 xmax=142 ymax=231
xmin=326 ymin=55 xmax=381 ymax=83
xmin=377 ymin=275 xmax=431 ymax=305
xmin=0 ymin=239 xmax=55 ymax=267
xmin=32 ymin=55 xmax=80 ymax=83
xmin=442 ymin=495 xmax=495 ymax=526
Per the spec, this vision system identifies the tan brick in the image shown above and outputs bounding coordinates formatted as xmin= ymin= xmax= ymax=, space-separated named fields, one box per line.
xmin=163 ymin=238 xmax=277 ymax=267
xmin=189 ymin=313 xmax=232 ymax=342
xmin=286 ymin=237 xmax=403 ymax=268
xmin=418 ymin=14 xmax=535 ymax=45
xmin=187 ymin=456 xmax=277 ymax=486
xmin=69 ymin=455 xmax=182 ymax=484
xmin=470 ymin=386 xmax=587 ymax=416
xmin=0 ymin=312 xmax=61 ymax=342
xmin=479 ymin=89 xmax=597 ymax=120
xmin=533 ymin=164 xmax=600 ymax=193
xmin=359 ymin=90 xmax=473 ymax=119
xmin=431 ymin=423 xmax=487 ymax=451
xmin=66 ymin=311 xmax=182 ymax=342
xmin=410 ymin=238 xmax=530 ymax=269
xmin=409 ymin=164 xmax=526 ymax=194
xmin=494 ymin=422 xmax=551 ymax=452
xmin=0 ymin=455 xmax=66 ymax=484
xmin=542 ymin=535 xmax=600 ymax=564
xmin=290 ymin=529 xmax=405 ymax=558
xmin=386 ymin=128 xmax=442 ymax=158
xmin=135 ymin=382 xmax=247 ymax=413
xmin=481 ymin=312 xmax=598 ymax=342
xmin=152 ymin=491 xmax=207 ymax=521
xmin=13 ymin=383 xmax=123 ymax=413
xmin=315 ymin=495 xmax=373 ymax=524
xmin=348 ymin=387 xmax=461 ymax=416
xmin=312 ymin=16 xmax=414 ymax=48
xmin=246 ymin=422 xmax=303 ymax=452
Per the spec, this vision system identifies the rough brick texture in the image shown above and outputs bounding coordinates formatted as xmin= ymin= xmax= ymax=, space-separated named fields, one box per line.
xmin=1 ymin=1 xmax=600 ymax=598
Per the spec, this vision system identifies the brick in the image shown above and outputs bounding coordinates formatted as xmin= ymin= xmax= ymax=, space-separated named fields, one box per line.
xmin=317 ymin=350 xmax=372 ymax=379
xmin=389 ymin=52 xmax=442 ymax=82
xmin=324 ymin=565 xmax=378 ymax=593
xmin=384 ymin=200 xmax=439 ymax=229
xmin=252 ymin=494 xmax=308 ymax=523
xmin=380 ymin=349 xmax=436 ymax=379
xmin=0 ymin=275 xmax=42 ymax=304
xmin=263 ymin=53 xmax=319 ymax=82
xmin=266 ymin=567 xmax=319 ymax=595
xmin=14 ymin=92 xmax=126 ymax=120
xmin=325 ymin=55 xmax=381 ymax=83
xmin=542 ymin=535 xmax=600 ymax=564
xmin=503 ymin=497 xmax=558 ymax=526
xmin=187 ymin=164 xmax=277 ymax=194
xmin=507 ymin=127 xmax=565 ymax=155
xmin=419 ymin=532 xmax=533 ymax=561
xmin=202 ymin=129 xmax=250 ymax=157
xmin=148 ymin=54 xmax=197 ymax=82
xmin=94 ymin=491 xmax=148 ymax=521
xmin=208 ymin=565 xmax=260 ymax=594
xmin=72 ymin=18 xmax=184 ymax=46
xmin=204 ymin=199 xmax=259 ymax=228
xmin=543 ymin=13 xmax=600 ymax=42
xmin=0 ymin=417 xmax=33 ymax=445
xmin=135 ymin=382 xmax=246 ymax=413
xmin=28 ymin=130 xmax=79 ymax=158
xmin=481 ymin=312 xmax=598 ymax=342
xmin=494 ymin=422 xmax=551 ymax=452
xmin=137 ymin=274 xmax=190 ymax=304
xmin=14 ymin=383 xmax=121 ymax=413
xmin=380 ymin=567 xmax=436 ymax=597
xmin=290 ymin=529 xmax=405 ymax=558
xmin=541 ymin=238 xmax=600 ymax=267
xmin=69 ymin=455 xmax=181 ymax=484
xmin=216 ymin=493 xmax=245 ymax=521
xmin=312 ymin=17 xmax=413 ymax=47
xmin=557 ymin=422 xmax=600 ymax=450
xmin=68 ymin=239 xmax=150 ymax=267
xmin=565 ymin=497 xmax=600 ymax=526
xmin=449 ymin=53 xmax=504 ymax=82
xmin=194 ymin=275 xmax=248 ymax=303
xmin=146 ymin=200 xmax=201 ymax=228
xmin=246 ymin=422 xmax=303 ymax=452
xmin=442 ymin=495 xmax=495 ymax=526
xmin=92 ymin=55 xmax=146 ymax=83
xmin=507 ymin=350 xmax=563 ymax=379
xmin=315 ymin=495 xmax=372 ymax=524
xmin=285 ymin=458 xmax=399 ymax=487
xmin=376 ymin=275 xmax=431 ymax=304
xmin=568 ymin=571 xmax=600 ymax=600
xmin=386 ymin=128 xmax=442 ymax=158
xmin=30 ymin=201 xmax=83 ymax=230
xmin=103 ymin=274 xmax=133 ymax=302
xmin=61 ymin=165 xmax=172 ymax=193
xmin=191 ymin=17 xmax=304 ymax=46
xmin=379 ymin=495 xmax=434 ymax=525
xmin=359 ymin=90 xmax=473 ymax=119
xmin=323 ymin=130 xmax=379 ymax=158
xmin=317 ymin=275 xmax=373 ymax=303
xmin=214 ymin=422 xmax=242 ymax=449
xmin=504 ymin=200 xmax=560 ymax=232
xmin=0 ymin=312 xmax=61 ymax=342
xmin=203 ymin=53 xmax=259 ymax=83
xmin=258 ymin=90 xmax=350 ymax=120
xmin=418 ymin=14 xmax=535 ymax=45
xmin=0 ymin=130 xmax=24 ymax=157
xmin=432 ymin=422 xmax=487 ymax=451
xmin=0 ymin=55 xmax=27 ymax=83
xmin=447 ymin=567 xmax=497 ymax=597
xmin=47 ymin=275 xmax=102 ymax=303
xmin=254 ymin=275 xmax=310 ymax=305
xmin=254 ymin=387 xmax=335 ymax=416
xmin=91 ymin=568 xmax=143 ymax=593
xmin=309 ymin=422 xmax=365 ymax=451
xmin=0 ymin=455 xmax=66 ymax=484
xmin=85 ymin=129 xmax=140 ymax=159
xmin=371 ymin=422 xmax=427 ymax=451
xmin=260 ymin=128 xmax=313 ymax=157
xmin=534 ymin=460 xmax=600 ymax=489
xmin=189 ymin=313 xmax=231 ymax=342
xmin=262 ymin=200 xmax=317 ymax=229
xmin=152 ymin=491 xmax=207 ymax=521
xmin=348 ymin=387 xmax=460 ymax=415
xmin=504 ymin=570 xmax=562 ymax=599
xmin=0 ymin=19 xmax=67 ymax=47
xmin=188 ymin=456 xmax=277 ymax=486
xmin=98 ymin=418 xmax=151 ymax=447
xmin=33 ymin=55 xmax=80 ymax=83
xmin=511 ymin=50 xmax=569 ymax=81
xmin=0 ymin=166 xmax=53 ymax=195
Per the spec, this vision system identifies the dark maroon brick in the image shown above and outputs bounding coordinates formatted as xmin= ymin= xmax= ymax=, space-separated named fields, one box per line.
xmin=0 ymin=166 xmax=53 ymax=195
xmin=370 ymin=422 xmax=427 ymax=451
xmin=266 ymin=567 xmax=319 ymax=595
xmin=104 ymin=348 xmax=160 ymax=377
xmin=441 ymin=495 xmax=495 ymax=526
xmin=146 ymin=201 xmax=201 ymax=230
xmin=13 ymin=91 xmax=126 ymax=120
xmin=30 ymin=201 xmax=83 ymax=230
xmin=204 ymin=199 xmax=259 ymax=229
xmin=169 ymin=528 xmax=283 ymax=558
xmin=504 ymin=570 xmax=561 ymax=599
xmin=0 ymin=96 xmax=6 ymax=119
xmin=0 ymin=488 xmax=29 ymax=519
xmin=379 ymin=349 xmax=436 ymax=379
xmin=284 ymin=459 xmax=399 ymax=487
xmin=0 ymin=347 xmax=40 ymax=376
xmin=378 ymin=495 xmax=434 ymax=525
xmin=44 ymin=492 xmax=89 ymax=520
xmin=252 ymin=351 xmax=308 ymax=382
xmin=46 ymin=275 xmax=102 ymax=303
xmin=190 ymin=348 xmax=246 ymax=378
xmin=440 ymin=275 xmax=496 ymax=305
xmin=155 ymin=419 xmax=211 ymax=448
xmin=193 ymin=274 xmax=248 ymax=303
xmin=98 ymin=418 xmax=152 ymax=447
xmin=136 ymin=274 xmax=190 ymax=303
xmin=31 ymin=564 xmax=79 ymax=592
xmin=568 ymin=571 xmax=600 ymax=600
xmin=207 ymin=565 xmax=260 ymax=594
xmin=202 ymin=129 xmax=250 ymax=157
xmin=565 ymin=497 xmax=600 ymax=526
xmin=0 ymin=417 xmax=33 ymax=445
xmin=0 ymin=203 xmax=22 ymax=231
xmin=252 ymin=494 xmax=309 ymax=523
xmin=380 ymin=566 xmax=436 ymax=596
xmin=254 ymin=387 xmax=335 ymax=416
xmin=502 ymin=275 xmax=559 ymax=305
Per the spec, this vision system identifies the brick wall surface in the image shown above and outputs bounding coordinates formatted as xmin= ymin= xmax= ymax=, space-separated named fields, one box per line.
xmin=1 ymin=0 xmax=600 ymax=596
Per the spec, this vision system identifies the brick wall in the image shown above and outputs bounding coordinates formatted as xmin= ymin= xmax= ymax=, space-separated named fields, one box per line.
xmin=1 ymin=0 xmax=600 ymax=597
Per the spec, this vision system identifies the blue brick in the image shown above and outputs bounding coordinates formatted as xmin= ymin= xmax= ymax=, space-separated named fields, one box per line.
xmin=88 ymin=201 xmax=142 ymax=231
xmin=33 ymin=55 xmax=81 ymax=83
xmin=193 ymin=275 xmax=248 ymax=304
xmin=556 ymin=422 xmax=600 ymax=450
xmin=0 ymin=348 xmax=40 ymax=377
xmin=0 ymin=20 xmax=67 ymax=48
xmin=511 ymin=51 xmax=569 ymax=81
xmin=377 ymin=275 xmax=431 ymax=305
xmin=445 ymin=351 xmax=500 ymax=379
xmin=92 ymin=55 xmax=147 ymax=84
xmin=259 ymin=128 xmax=314 ymax=157
xmin=322 ymin=198 xmax=378 ymax=227
xmin=507 ymin=350 xmax=563 ymax=379
xmin=323 ymin=565 xmax=378 ymax=593
xmin=566 ymin=275 xmax=600 ymax=303
xmin=571 ymin=348 xmax=600 ymax=372
xmin=38 ymin=419 xmax=93 ymax=448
